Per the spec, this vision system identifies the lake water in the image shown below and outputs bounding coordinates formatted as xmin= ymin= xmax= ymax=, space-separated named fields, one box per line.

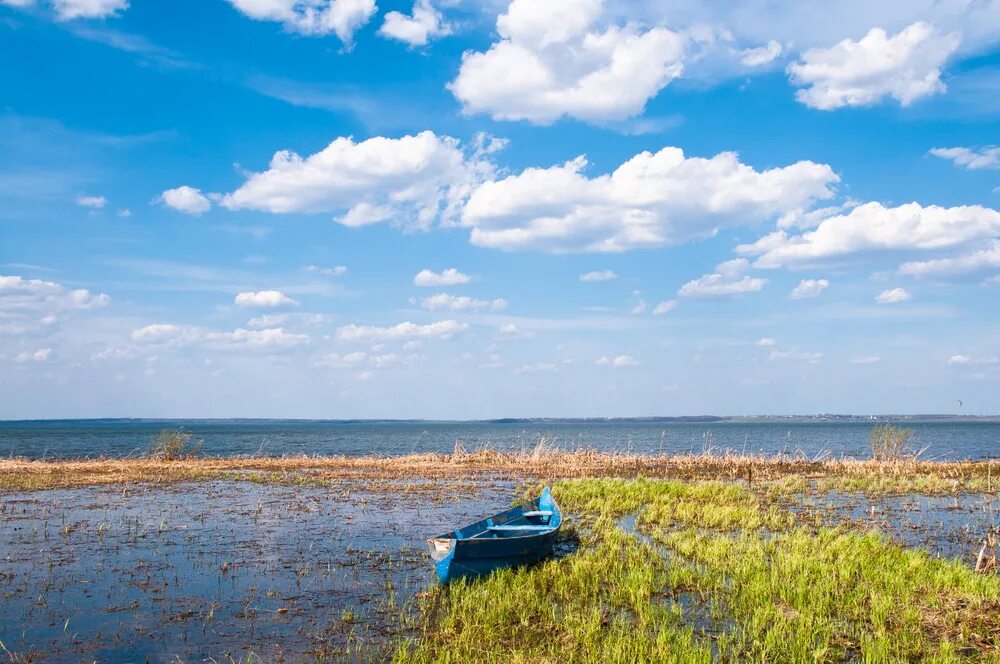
xmin=1 ymin=418 xmax=999 ymax=460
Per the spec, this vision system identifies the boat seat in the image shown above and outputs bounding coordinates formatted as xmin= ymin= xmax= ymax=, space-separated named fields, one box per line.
xmin=522 ymin=510 xmax=553 ymax=517
xmin=488 ymin=524 xmax=552 ymax=532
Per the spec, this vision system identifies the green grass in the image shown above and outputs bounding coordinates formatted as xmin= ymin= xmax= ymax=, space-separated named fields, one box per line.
xmin=395 ymin=478 xmax=1000 ymax=663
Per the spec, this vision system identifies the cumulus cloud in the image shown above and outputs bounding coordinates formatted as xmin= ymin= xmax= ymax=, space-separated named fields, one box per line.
xmin=131 ymin=323 xmax=308 ymax=350
xmin=234 ymin=290 xmax=298 ymax=308
xmin=448 ymin=0 xmax=685 ymax=124
xmin=378 ymin=0 xmax=450 ymax=47
xmin=413 ymin=268 xmax=471 ymax=287
xmin=53 ymin=0 xmax=128 ymax=20
xmin=220 ymin=132 xmax=490 ymax=230
xmin=789 ymin=278 xmax=829 ymax=299
xmin=596 ymin=354 xmax=638 ymax=367
xmin=13 ymin=348 xmax=52 ymax=363
xmin=496 ymin=323 xmax=535 ymax=340
xmin=226 ymin=0 xmax=375 ymax=46
xmin=652 ymin=300 xmax=677 ymax=315
xmin=756 ymin=337 xmax=777 ymax=347
xmin=875 ymin=287 xmax=912 ymax=304
xmin=463 ymin=147 xmax=837 ymax=253
xmin=336 ymin=320 xmax=467 ymax=343
xmin=158 ymin=186 xmax=212 ymax=215
xmin=678 ymin=259 xmax=766 ymax=298
xmin=929 ymin=146 xmax=1000 ymax=170
xmin=306 ymin=264 xmax=348 ymax=276
xmin=0 ymin=275 xmax=110 ymax=313
xmin=740 ymin=40 xmax=782 ymax=67
xmin=419 ymin=293 xmax=507 ymax=312
xmin=899 ymin=242 xmax=1000 ymax=278
xmin=739 ymin=202 xmax=1000 ymax=268
xmin=787 ymin=22 xmax=960 ymax=110
xmin=579 ymin=270 xmax=618 ymax=283
xmin=76 ymin=194 xmax=106 ymax=209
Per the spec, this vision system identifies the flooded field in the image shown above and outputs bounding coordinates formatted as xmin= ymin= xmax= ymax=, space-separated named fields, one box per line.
xmin=0 ymin=480 xmax=515 ymax=662
xmin=1 ymin=458 xmax=998 ymax=662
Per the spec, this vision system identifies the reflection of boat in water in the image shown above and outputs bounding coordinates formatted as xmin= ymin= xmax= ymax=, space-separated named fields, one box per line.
xmin=427 ymin=487 xmax=562 ymax=583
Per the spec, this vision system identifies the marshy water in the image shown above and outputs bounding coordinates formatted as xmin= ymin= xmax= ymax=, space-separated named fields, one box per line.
xmin=0 ymin=479 xmax=515 ymax=662
xmin=3 ymin=418 xmax=999 ymax=460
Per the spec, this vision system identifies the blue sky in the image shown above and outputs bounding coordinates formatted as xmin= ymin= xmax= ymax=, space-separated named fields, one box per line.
xmin=1 ymin=0 xmax=999 ymax=419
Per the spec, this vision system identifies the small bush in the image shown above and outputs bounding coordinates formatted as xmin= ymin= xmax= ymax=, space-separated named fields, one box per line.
xmin=150 ymin=429 xmax=201 ymax=460
xmin=870 ymin=424 xmax=913 ymax=461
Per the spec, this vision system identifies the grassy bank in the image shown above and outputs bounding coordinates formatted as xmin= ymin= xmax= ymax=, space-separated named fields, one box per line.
xmin=396 ymin=478 xmax=1000 ymax=662
xmin=2 ymin=449 xmax=998 ymax=494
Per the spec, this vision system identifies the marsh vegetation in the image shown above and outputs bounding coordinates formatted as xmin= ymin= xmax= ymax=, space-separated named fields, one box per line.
xmin=1 ymin=435 xmax=997 ymax=662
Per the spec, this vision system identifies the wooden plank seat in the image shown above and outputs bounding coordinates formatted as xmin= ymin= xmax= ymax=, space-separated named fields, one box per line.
xmin=488 ymin=524 xmax=553 ymax=532
xmin=522 ymin=510 xmax=553 ymax=517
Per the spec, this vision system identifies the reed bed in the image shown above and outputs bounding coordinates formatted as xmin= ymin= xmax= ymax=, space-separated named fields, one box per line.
xmin=1 ymin=449 xmax=997 ymax=493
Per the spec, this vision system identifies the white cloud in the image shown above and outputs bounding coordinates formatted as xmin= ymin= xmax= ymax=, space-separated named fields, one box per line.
xmin=76 ymin=194 xmax=106 ymax=209
xmin=420 ymin=293 xmax=507 ymax=312
xmin=215 ymin=327 xmax=309 ymax=349
xmin=514 ymin=362 xmax=558 ymax=374
xmin=378 ymin=0 xmax=450 ymax=47
xmin=756 ymin=337 xmax=777 ymax=347
xmin=220 ymin=132 xmax=490 ymax=230
xmin=948 ymin=354 xmax=998 ymax=365
xmin=629 ymin=300 xmax=647 ymax=315
xmin=448 ymin=0 xmax=685 ymax=124
xmin=158 ymin=186 xmax=212 ymax=215
xmin=740 ymin=40 xmax=782 ymax=67
xmin=307 ymin=264 xmax=348 ymax=276
xmin=234 ymin=290 xmax=298 ymax=308
xmin=678 ymin=259 xmax=766 ymax=298
xmin=117 ymin=208 xmax=131 ymax=218
xmin=131 ymin=322 xmax=308 ymax=350
xmin=496 ymin=323 xmax=535 ymax=340
xmin=899 ymin=241 xmax=1000 ymax=277
xmin=875 ymin=287 xmax=912 ymax=304
xmin=317 ymin=351 xmax=369 ymax=367
xmin=0 ymin=275 xmax=110 ymax=313
xmin=769 ymin=348 xmax=823 ymax=363
xmin=789 ymin=278 xmax=829 ymax=299
xmin=596 ymin=354 xmax=638 ymax=367
xmin=851 ymin=355 xmax=881 ymax=364
xmin=787 ymin=22 xmax=960 ymax=110
xmin=226 ymin=0 xmax=375 ymax=46
xmin=413 ymin=268 xmax=471 ymax=287
xmin=337 ymin=320 xmax=467 ymax=343
xmin=463 ymin=147 xmax=837 ymax=253
xmin=579 ymin=270 xmax=618 ymax=283
xmin=13 ymin=348 xmax=52 ymax=363
xmin=652 ymin=300 xmax=677 ymax=315
xmin=53 ymin=0 xmax=128 ymax=20
xmin=929 ymin=146 xmax=1000 ymax=171
xmin=739 ymin=202 xmax=1000 ymax=268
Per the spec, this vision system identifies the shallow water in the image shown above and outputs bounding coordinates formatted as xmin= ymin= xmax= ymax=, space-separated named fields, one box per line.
xmin=794 ymin=490 xmax=999 ymax=564
xmin=3 ymin=418 xmax=999 ymax=460
xmin=0 ymin=480 xmax=515 ymax=662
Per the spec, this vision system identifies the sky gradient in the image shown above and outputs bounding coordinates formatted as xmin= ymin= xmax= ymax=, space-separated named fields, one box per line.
xmin=2 ymin=0 xmax=999 ymax=419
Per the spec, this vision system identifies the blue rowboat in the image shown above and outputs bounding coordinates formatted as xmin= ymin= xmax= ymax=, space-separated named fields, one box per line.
xmin=427 ymin=487 xmax=562 ymax=583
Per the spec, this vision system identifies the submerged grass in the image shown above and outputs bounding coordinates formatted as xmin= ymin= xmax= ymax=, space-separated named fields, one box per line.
xmin=396 ymin=478 xmax=1000 ymax=663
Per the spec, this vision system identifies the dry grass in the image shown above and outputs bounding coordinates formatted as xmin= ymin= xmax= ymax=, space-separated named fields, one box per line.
xmin=1 ymin=449 xmax=997 ymax=493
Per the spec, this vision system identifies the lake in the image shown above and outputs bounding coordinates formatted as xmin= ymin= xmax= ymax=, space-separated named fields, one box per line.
xmin=1 ymin=418 xmax=998 ymax=460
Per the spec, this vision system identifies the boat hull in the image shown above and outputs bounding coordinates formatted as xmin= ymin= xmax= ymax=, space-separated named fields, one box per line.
xmin=427 ymin=487 xmax=562 ymax=583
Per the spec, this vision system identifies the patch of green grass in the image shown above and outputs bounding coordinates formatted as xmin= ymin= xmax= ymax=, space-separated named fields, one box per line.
xmin=396 ymin=478 xmax=1000 ymax=663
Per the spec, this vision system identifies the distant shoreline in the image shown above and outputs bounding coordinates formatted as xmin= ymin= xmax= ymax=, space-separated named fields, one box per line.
xmin=2 ymin=414 xmax=1000 ymax=424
